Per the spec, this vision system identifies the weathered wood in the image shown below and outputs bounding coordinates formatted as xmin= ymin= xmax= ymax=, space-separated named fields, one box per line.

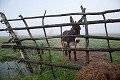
xmin=42 ymin=10 xmax=55 ymax=77
xmin=2 ymin=56 xmax=81 ymax=70
xmin=102 ymin=14 xmax=113 ymax=62
xmin=19 ymin=15 xmax=43 ymax=74
xmin=1 ymin=44 xmax=120 ymax=52
xmin=42 ymin=10 xmax=50 ymax=47
xmin=0 ymin=9 xmax=120 ymax=22
xmin=0 ymin=19 xmax=120 ymax=32
xmin=0 ymin=12 xmax=33 ymax=73
xmin=81 ymin=5 xmax=90 ymax=64
xmin=11 ymin=35 xmax=120 ymax=42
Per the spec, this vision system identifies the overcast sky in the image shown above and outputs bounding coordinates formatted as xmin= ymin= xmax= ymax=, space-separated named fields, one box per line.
xmin=0 ymin=0 xmax=120 ymax=37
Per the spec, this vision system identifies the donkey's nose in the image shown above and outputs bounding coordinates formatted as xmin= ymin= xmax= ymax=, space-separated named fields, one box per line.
xmin=76 ymin=39 xmax=80 ymax=43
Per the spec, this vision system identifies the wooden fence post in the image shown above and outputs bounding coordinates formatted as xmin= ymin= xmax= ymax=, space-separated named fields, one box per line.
xmin=42 ymin=10 xmax=55 ymax=77
xmin=102 ymin=14 xmax=113 ymax=62
xmin=80 ymin=5 xmax=90 ymax=64
xmin=0 ymin=12 xmax=33 ymax=73
xmin=19 ymin=15 xmax=43 ymax=75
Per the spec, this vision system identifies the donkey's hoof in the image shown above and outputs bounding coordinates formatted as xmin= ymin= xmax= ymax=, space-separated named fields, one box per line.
xmin=75 ymin=59 xmax=78 ymax=61
xmin=69 ymin=59 xmax=72 ymax=61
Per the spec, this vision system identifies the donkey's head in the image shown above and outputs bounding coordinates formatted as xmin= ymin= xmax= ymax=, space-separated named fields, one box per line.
xmin=70 ymin=16 xmax=81 ymax=35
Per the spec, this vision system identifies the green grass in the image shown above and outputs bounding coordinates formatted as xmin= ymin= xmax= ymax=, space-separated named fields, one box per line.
xmin=0 ymin=37 xmax=120 ymax=80
xmin=89 ymin=39 xmax=108 ymax=48
xmin=91 ymin=39 xmax=120 ymax=64
xmin=112 ymin=51 xmax=120 ymax=64
xmin=20 ymin=68 xmax=77 ymax=80
xmin=0 ymin=38 xmax=78 ymax=80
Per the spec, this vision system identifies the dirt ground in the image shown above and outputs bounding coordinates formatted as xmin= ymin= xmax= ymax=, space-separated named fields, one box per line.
xmin=59 ymin=45 xmax=120 ymax=80
xmin=58 ymin=44 xmax=110 ymax=65
xmin=64 ymin=51 xmax=110 ymax=66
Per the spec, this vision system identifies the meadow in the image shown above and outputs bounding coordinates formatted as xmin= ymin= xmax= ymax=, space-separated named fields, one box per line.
xmin=0 ymin=37 xmax=120 ymax=80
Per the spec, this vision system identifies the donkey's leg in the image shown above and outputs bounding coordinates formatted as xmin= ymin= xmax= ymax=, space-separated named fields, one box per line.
xmin=68 ymin=50 xmax=71 ymax=61
xmin=65 ymin=48 xmax=68 ymax=56
xmin=62 ymin=42 xmax=67 ymax=56
xmin=73 ymin=51 xmax=77 ymax=61
xmin=64 ymin=43 xmax=68 ymax=56
xmin=74 ymin=39 xmax=80 ymax=61
xmin=67 ymin=42 xmax=71 ymax=61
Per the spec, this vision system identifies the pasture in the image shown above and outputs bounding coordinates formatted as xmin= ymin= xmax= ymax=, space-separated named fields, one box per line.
xmin=0 ymin=7 xmax=120 ymax=80
xmin=0 ymin=36 xmax=120 ymax=80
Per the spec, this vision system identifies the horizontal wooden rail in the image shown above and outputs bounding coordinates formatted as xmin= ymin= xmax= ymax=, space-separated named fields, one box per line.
xmin=0 ymin=9 xmax=120 ymax=22
xmin=0 ymin=18 xmax=120 ymax=31
xmin=2 ymin=56 xmax=81 ymax=70
xmin=11 ymin=35 xmax=120 ymax=42
xmin=1 ymin=44 xmax=120 ymax=52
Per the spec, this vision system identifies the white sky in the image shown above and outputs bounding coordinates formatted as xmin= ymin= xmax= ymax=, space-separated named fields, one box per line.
xmin=0 ymin=0 xmax=120 ymax=37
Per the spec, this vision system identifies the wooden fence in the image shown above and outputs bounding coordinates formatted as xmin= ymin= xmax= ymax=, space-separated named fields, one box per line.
xmin=0 ymin=6 xmax=120 ymax=77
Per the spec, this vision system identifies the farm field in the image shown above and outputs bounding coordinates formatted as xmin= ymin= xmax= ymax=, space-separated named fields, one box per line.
xmin=0 ymin=36 xmax=120 ymax=80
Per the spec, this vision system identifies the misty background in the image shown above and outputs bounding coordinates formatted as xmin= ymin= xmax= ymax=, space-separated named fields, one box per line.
xmin=0 ymin=0 xmax=120 ymax=37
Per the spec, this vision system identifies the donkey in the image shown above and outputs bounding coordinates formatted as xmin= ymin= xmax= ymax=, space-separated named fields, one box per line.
xmin=62 ymin=16 xmax=82 ymax=61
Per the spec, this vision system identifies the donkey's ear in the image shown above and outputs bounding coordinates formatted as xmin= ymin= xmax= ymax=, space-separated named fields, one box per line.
xmin=80 ymin=5 xmax=84 ymax=10
xmin=70 ymin=16 xmax=74 ymax=23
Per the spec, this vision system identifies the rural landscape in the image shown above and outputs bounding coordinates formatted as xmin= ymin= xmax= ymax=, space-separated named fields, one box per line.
xmin=0 ymin=37 xmax=120 ymax=80
xmin=0 ymin=3 xmax=120 ymax=80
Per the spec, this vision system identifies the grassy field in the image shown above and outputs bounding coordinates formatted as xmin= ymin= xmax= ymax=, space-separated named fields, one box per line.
xmin=0 ymin=37 xmax=120 ymax=80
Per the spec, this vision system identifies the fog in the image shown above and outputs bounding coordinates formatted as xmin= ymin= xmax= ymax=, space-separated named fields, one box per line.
xmin=0 ymin=0 xmax=120 ymax=37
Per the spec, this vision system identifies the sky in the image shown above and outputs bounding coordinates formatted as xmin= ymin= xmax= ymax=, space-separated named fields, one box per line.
xmin=0 ymin=0 xmax=120 ymax=37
